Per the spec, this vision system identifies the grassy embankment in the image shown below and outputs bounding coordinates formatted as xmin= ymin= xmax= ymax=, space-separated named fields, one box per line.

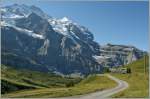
xmin=2 ymin=65 xmax=117 ymax=98
xmin=1 ymin=65 xmax=81 ymax=94
xmin=111 ymin=56 xmax=149 ymax=98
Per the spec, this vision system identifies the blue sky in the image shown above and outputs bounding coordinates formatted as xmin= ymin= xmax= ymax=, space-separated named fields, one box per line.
xmin=2 ymin=0 xmax=149 ymax=51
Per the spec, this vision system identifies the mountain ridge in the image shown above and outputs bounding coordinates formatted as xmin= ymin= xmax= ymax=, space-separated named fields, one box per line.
xmin=1 ymin=4 xmax=145 ymax=75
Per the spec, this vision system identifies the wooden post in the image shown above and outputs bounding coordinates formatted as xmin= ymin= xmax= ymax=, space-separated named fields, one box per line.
xmin=144 ymin=54 xmax=147 ymax=75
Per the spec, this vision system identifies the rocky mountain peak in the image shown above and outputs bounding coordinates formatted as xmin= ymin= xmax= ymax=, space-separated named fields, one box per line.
xmin=1 ymin=4 xmax=145 ymax=75
xmin=1 ymin=4 xmax=50 ymax=19
xmin=60 ymin=17 xmax=71 ymax=22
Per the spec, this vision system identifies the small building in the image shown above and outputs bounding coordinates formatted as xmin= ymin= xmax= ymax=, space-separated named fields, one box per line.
xmin=109 ymin=68 xmax=128 ymax=74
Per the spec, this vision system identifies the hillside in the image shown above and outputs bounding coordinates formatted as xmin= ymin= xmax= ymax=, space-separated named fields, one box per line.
xmin=111 ymin=56 xmax=149 ymax=98
xmin=1 ymin=65 xmax=81 ymax=94
xmin=2 ymin=74 xmax=117 ymax=98
xmin=1 ymin=3 xmax=148 ymax=98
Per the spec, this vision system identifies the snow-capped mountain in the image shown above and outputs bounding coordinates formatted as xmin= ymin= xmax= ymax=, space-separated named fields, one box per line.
xmin=1 ymin=4 xmax=145 ymax=75
xmin=49 ymin=17 xmax=94 ymax=42
xmin=1 ymin=4 xmax=101 ymax=75
xmin=1 ymin=4 xmax=50 ymax=19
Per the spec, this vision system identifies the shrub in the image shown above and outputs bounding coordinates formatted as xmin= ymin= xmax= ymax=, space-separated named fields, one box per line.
xmin=103 ymin=67 xmax=110 ymax=73
xmin=127 ymin=68 xmax=131 ymax=73
xmin=65 ymin=81 xmax=74 ymax=87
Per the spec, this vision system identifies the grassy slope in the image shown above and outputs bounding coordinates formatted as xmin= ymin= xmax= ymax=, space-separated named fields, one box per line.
xmin=1 ymin=65 xmax=81 ymax=94
xmin=1 ymin=79 xmax=37 ymax=94
xmin=2 ymin=75 xmax=117 ymax=98
xmin=111 ymin=56 xmax=149 ymax=98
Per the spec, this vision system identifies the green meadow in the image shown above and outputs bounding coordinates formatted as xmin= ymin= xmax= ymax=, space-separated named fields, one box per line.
xmin=111 ymin=56 xmax=149 ymax=98
xmin=2 ymin=66 xmax=117 ymax=98
xmin=1 ymin=56 xmax=149 ymax=98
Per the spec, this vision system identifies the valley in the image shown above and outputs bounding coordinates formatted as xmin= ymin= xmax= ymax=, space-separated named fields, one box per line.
xmin=2 ymin=67 xmax=117 ymax=98
xmin=1 ymin=3 xmax=149 ymax=98
xmin=1 ymin=56 xmax=149 ymax=98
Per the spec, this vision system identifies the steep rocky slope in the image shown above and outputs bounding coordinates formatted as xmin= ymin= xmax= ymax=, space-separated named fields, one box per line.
xmin=1 ymin=4 xmax=145 ymax=75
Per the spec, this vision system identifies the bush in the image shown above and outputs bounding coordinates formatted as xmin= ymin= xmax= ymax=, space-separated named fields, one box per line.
xmin=65 ymin=81 xmax=74 ymax=87
xmin=127 ymin=68 xmax=131 ymax=73
xmin=103 ymin=67 xmax=110 ymax=73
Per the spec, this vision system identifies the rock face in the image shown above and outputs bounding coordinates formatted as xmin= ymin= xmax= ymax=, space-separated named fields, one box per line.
xmin=1 ymin=4 xmax=145 ymax=75
xmin=93 ymin=43 xmax=145 ymax=67
xmin=1 ymin=4 xmax=101 ymax=75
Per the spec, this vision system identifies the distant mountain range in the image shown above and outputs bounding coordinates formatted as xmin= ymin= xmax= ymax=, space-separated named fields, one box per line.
xmin=1 ymin=4 xmax=146 ymax=75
